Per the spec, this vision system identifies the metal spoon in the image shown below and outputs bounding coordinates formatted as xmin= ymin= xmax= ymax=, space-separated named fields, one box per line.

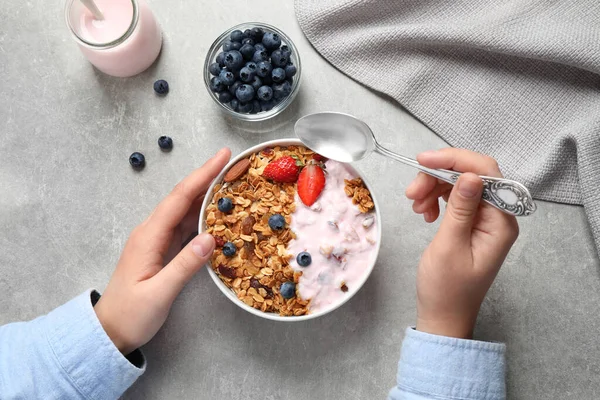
xmin=294 ymin=112 xmax=536 ymax=217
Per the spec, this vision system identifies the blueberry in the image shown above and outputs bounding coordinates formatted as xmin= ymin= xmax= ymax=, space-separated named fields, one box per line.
xmin=257 ymin=85 xmax=273 ymax=101
xmin=153 ymin=79 xmax=169 ymax=95
xmin=222 ymin=41 xmax=233 ymax=52
xmin=256 ymin=61 xmax=272 ymax=78
xmin=240 ymin=43 xmax=255 ymax=60
xmin=280 ymin=281 xmax=296 ymax=299
xmin=209 ymin=62 xmax=222 ymax=76
xmin=216 ymin=52 xmax=226 ymax=67
xmin=273 ymin=81 xmax=292 ymax=100
xmin=242 ymin=38 xmax=254 ymax=46
xmin=262 ymin=32 xmax=281 ymax=51
xmin=129 ymin=152 xmax=145 ymax=170
xmin=230 ymin=98 xmax=240 ymax=111
xmin=218 ymin=91 xmax=233 ymax=103
xmin=158 ymin=136 xmax=173 ymax=151
xmin=224 ymin=50 xmax=245 ymax=70
xmin=268 ymin=214 xmax=286 ymax=230
xmin=239 ymin=67 xmax=255 ymax=83
xmin=218 ymin=70 xmax=236 ymax=86
xmin=251 ymin=27 xmax=264 ymax=41
xmin=238 ymin=102 xmax=253 ymax=113
xmin=243 ymin=29 xmax=254 ymax=40
xmin=286 ymin=77 xmax=293 ymax=85
xmin=252 ymin=50 xmax=269 ymax=64
xmin=223 ymin=40 xmax=242 ymax=52
xmin=272 ymin=67 xmax=286 ymax=83
xmin=254 ymin=43 xmax=267 ymax=53
xmin=223 ymin=242 xmax=236 ymax=257
xmin=250 ymin=76 xmax=262 ymax=92
xmin=245 ymin=62 xmax=257 ymax=71
xmin=229 ymin=80 xmax=243 ymax=95
xmin=235 ymin=84 xmax=255 ymax=102
xmin=285 ymin=62 xmax=297 ymax=78
xmin=230 ymin=29 xmax=244 ymax=43
xmin=280 ymin=45 xmax=292 ymax=58
xmin=260 ymin=99 xmax=275 ymax=111
xmin=218 ymin=197 xmax=234 ymax=213
xmin=270 ymin=49 xmax=289 ymax=68
xmin=250 ymin=100 xmax=261 ymax=114
xmin=210 ymin=77 xmax=225 ymax=92
xmin=296 ymin=252 xmax=312 ymax=267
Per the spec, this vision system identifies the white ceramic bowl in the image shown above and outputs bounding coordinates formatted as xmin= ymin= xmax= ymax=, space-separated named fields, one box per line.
xmin=198 ymin=138 xmax=382 ymax=321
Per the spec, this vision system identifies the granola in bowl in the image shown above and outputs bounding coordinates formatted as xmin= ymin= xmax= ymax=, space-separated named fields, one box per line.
xmin=200 ymin=139 xmax=381 ymax=320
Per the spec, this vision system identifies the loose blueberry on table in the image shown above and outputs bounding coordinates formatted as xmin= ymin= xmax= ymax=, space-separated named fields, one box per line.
xmin=158 ymin=136 xmax=173 ymax=151
xmin=153 ymin=79 xmax=169 ymax=95
xmin=129 ymin=152 xmax=145 ymax=170
xmin=208 ymin=26 xmax=296 ymax=114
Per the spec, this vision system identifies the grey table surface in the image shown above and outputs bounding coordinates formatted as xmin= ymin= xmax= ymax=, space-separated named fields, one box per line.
xmin=1 ymin=1 xmax=600 ymax=399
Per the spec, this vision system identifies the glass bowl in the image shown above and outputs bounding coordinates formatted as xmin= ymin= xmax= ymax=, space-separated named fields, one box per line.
xmin=203 ymin=22 xmax=302 ymax=122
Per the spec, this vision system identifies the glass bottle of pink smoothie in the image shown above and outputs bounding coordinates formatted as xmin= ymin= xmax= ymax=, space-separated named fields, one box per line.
xmin=65 ymin=0 xmax=162 ymax=77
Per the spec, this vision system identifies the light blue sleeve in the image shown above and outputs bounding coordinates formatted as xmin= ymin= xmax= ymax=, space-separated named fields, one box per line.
xmin=0 ymin=290 xmax=145 ymax=399
xmin=388 ymin=328 xmax=506 ymax=400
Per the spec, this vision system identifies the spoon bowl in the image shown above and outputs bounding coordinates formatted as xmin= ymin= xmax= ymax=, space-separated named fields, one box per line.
xmin=294 ymin=112 xmax=537 ymax=217
xmin=295 ymin=112 xmax=375 ymax=162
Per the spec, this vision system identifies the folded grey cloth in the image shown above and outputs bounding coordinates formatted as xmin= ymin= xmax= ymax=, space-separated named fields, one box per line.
xmin=295 ymin=0 xmax=600 ymax=253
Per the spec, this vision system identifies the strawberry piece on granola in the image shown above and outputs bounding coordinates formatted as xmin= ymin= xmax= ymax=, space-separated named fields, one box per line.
xmin=262 ymin=155 xmax=303 ymax=183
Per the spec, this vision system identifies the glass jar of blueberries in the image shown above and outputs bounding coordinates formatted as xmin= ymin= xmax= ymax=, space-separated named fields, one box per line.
xmin=204 ymin=23 xmax=301 ymax=122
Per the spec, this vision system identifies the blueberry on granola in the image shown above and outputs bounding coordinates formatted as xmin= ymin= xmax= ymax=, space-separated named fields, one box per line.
xmin=280 ymin=281 xmax=296 ymax=299
xmin=268 ymin=214 xmax=286 ymax=230
xmin=217 ymin=197 xmax=234 ymax=213
xmin=223 ymin=242 xmax=236 ymax=257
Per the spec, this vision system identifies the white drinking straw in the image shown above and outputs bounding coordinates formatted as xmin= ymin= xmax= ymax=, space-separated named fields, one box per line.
xmin=80 ymin=0 xmax=104 ymax=20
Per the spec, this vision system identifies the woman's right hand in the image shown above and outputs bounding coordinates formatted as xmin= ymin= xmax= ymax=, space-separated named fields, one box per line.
xmin=405 ymin=148 xmax=519 ymax=339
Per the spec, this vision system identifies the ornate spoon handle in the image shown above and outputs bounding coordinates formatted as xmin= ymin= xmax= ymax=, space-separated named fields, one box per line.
xmin=374 ymin=144 xmax=536 ymax=216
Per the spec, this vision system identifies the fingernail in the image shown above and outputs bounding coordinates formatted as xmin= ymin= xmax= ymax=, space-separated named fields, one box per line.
xmin=424 ymin=211 xmax=433 ymax=222
xmin=192 ymin=233 xmax=214 ymax=257
xmin=216 ymin=147 xmax=228 ymax=157
xmin=458 ymin=176 xmax=480 ymax=198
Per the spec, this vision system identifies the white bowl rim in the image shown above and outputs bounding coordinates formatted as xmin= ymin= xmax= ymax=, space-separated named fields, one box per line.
xmin=198 ymin=138 xmax=382 ymax=322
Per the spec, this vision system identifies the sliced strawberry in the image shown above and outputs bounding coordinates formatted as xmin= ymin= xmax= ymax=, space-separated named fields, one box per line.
xmin=262 ymin=156 xmax=303 ymax=183
xmin=297 ymin=164 xmax=326 ymax=206
xmin=312 ymin=153 xmax=328 ymax=162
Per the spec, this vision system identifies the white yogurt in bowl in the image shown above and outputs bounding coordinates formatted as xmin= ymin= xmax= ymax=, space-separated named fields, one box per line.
xmin=288 ymin=160 xmax=378 ymax=313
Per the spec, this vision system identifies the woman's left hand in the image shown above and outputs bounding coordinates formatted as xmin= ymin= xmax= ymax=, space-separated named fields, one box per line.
xmin=94 ymin=148 xmax=231 ymax=354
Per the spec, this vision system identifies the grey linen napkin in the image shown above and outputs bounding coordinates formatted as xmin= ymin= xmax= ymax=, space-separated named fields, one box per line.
xmin=295 ymin=0 xmax=600 ymax=252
